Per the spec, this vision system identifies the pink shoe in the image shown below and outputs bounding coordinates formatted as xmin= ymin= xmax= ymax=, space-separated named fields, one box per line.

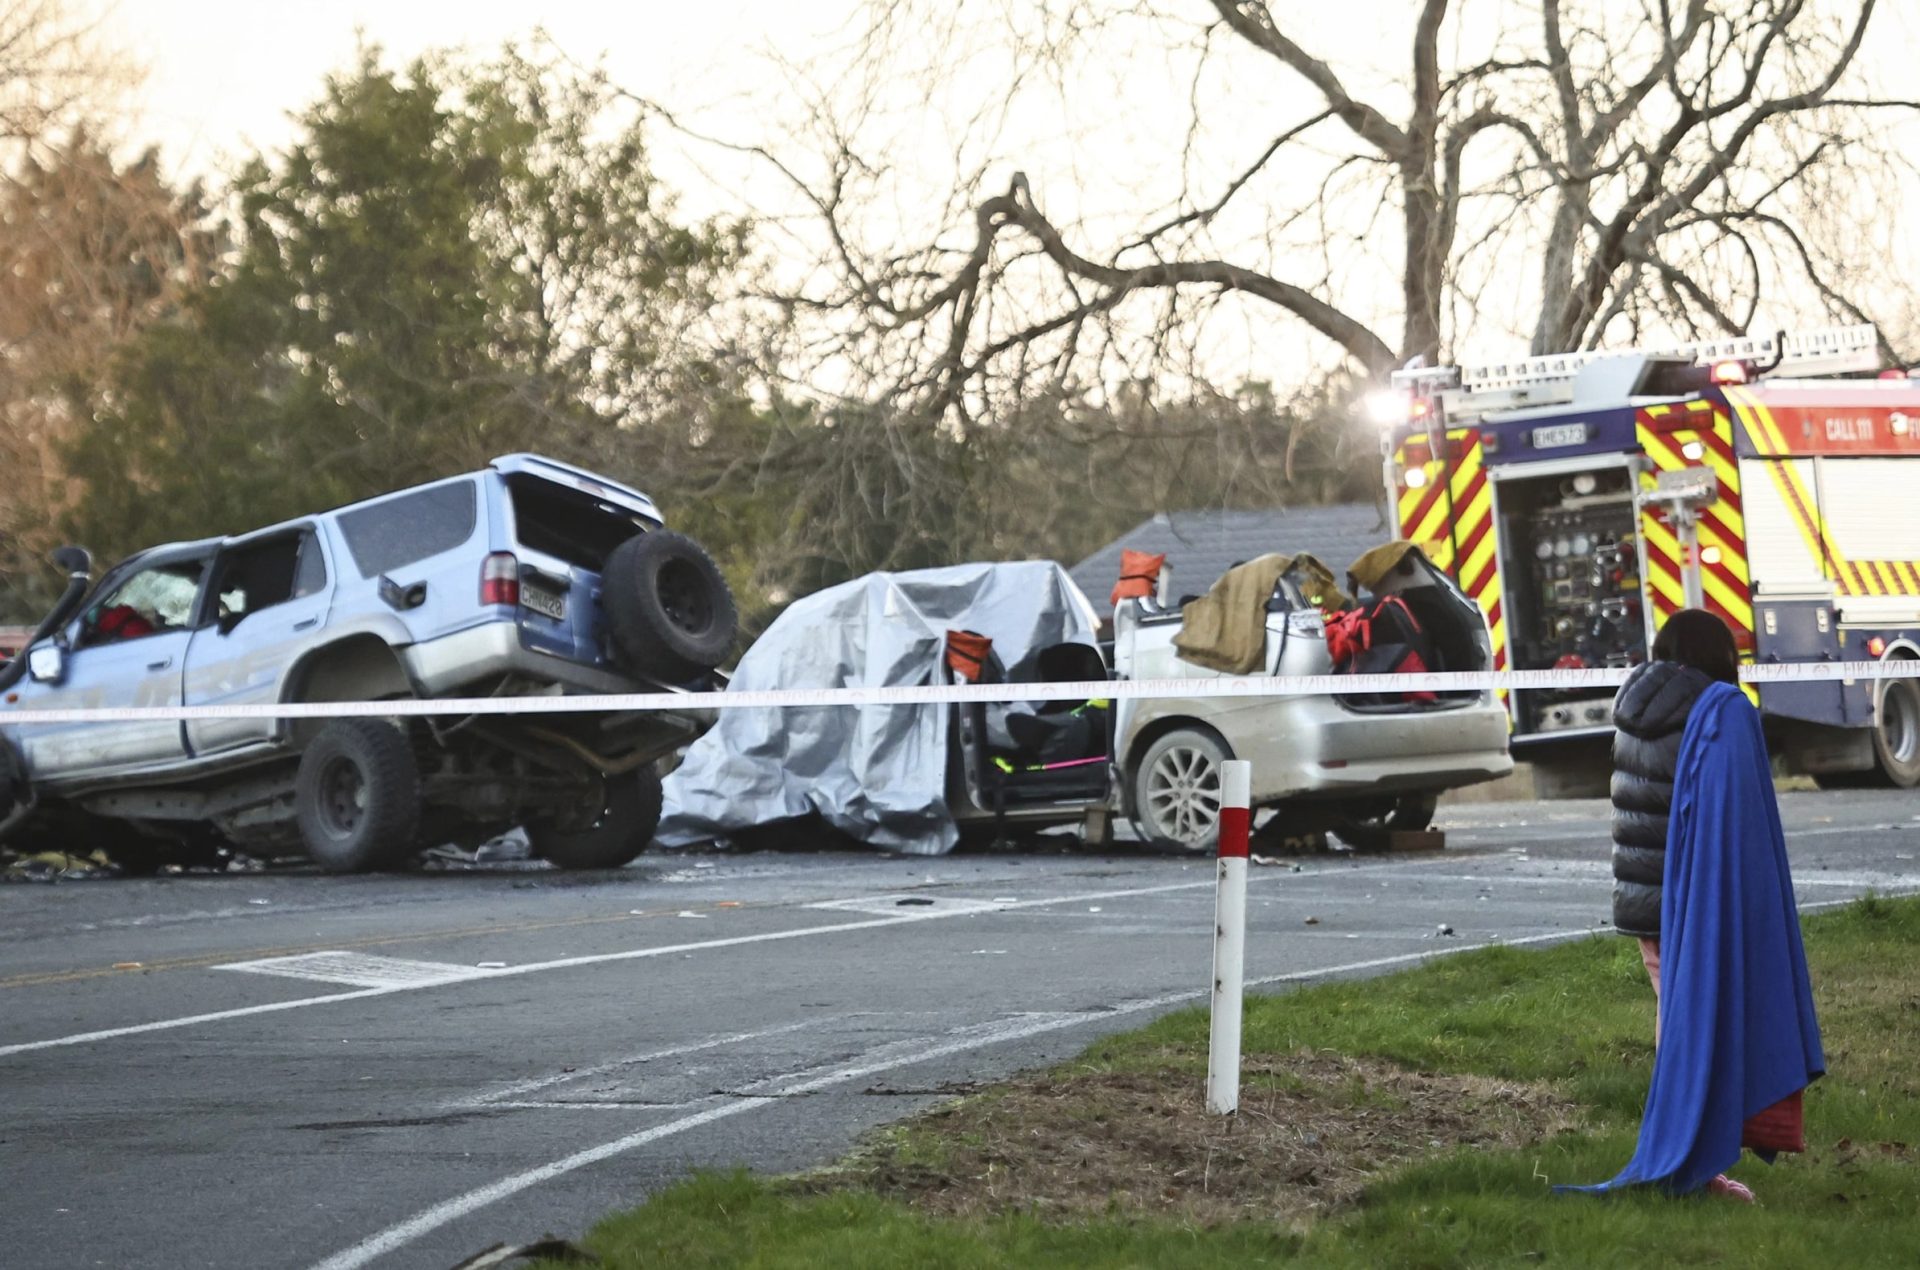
xmin=1707 ymin=1174 xmax=1755 ymax=1203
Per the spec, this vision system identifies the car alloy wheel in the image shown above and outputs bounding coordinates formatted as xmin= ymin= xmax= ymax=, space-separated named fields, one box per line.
xmin=1136 ymin=729 xmax=1231 ymax=848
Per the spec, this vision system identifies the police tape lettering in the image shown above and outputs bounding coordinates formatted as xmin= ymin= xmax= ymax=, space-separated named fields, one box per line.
xmin=1 ymin=660 xmax=1916 ymax=725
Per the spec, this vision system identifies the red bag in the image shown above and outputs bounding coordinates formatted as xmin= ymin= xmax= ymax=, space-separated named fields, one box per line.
xmin=1743 ymin=1090 xmax=1805 ymax=1154
xmin=1325 ymin=596 xmax=1437 ymax=704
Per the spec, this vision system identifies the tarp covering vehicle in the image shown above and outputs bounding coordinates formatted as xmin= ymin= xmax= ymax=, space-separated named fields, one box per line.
xmin=659 ymin=561 xmax=1102 ymax=854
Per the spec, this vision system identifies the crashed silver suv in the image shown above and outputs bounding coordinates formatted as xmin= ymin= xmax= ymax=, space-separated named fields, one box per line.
xmin=0 ymin=455 xmax=734 ymax=872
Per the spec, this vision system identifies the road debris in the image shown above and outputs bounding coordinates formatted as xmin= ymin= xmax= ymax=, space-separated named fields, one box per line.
xmin=1436 ymin=923 xmax=1456 ymax=937
xmin=112 ymin=962 xmax=142 ymax=970
xmin=450 ymin=1237 xmax=601 ymax=1269
xmin=895 ymin=897 xmax=935 ymax=907
xmin=477 ymin=961 xmax=508 ymax=969
xmin=1304 ymin=915 xmax=1321 ymax=926
xmin=675 ymin=910 xmax=706 ymax=919
xmin=2 ymin=848 xmax=119 ymax=882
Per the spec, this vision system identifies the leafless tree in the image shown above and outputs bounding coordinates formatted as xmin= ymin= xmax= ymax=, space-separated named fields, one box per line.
xmin=0 ymin=1 xmax=132 ymax=151
xmin=686 ymin=0 xmax=1916 ymax=438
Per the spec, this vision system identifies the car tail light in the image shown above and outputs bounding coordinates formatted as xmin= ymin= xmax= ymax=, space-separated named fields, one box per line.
xmin=481 ymin=552 xmax=520 ymax=607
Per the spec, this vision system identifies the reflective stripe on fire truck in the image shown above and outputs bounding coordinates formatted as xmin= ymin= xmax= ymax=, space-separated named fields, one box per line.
xmin=1634 ymin=400 xmax=1754 ymax=637
xmin=1725 ymin=387 xmax=1920 ymax=597
xmin=1635 ymin=400 xmax=1759 ymax=702
xmin=1393 ymin=430 xmax=1510 ymax=683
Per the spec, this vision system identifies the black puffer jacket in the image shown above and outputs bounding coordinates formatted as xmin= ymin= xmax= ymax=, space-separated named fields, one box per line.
xmin=1610 ymin=660 xmax=1714 ymax=937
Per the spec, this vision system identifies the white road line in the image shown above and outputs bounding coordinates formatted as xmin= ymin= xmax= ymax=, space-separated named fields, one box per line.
xmin=0 ymin=986 xmax=402 ymax=1060
xmin=450 ymin=1021 xmax=823 ymax=1111
xmin=0 ymin=874 xmax=1260 ymax=1059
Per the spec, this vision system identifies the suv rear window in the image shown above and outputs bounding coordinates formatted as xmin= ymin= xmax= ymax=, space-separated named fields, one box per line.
xmin=337 ymin=482 xmax=477 ymax=578
xmin=506 ymin=474 xmax=649 ymax=570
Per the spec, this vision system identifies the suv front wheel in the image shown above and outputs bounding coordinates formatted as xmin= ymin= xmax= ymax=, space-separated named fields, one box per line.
xmin=294 ymin=719 xmax=421 ymax=873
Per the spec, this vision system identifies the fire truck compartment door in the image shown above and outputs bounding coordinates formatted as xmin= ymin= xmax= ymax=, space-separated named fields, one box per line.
xmin=1740 ymin=458 xmax=1831 ymax=593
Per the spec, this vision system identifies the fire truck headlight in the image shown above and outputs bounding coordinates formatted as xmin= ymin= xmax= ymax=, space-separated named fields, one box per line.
xmin=1404 ymin=467 xmax=1429 ymax=490
xmin=1701 ymin=546 xmax=1722 ymax=565
xmin=1365 ymin=389 xmax=1413 ymax=427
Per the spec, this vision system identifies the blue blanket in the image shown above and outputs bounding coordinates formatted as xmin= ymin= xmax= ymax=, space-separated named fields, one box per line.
xmin=1563 ymin=681 xmax=1824 ymax=1195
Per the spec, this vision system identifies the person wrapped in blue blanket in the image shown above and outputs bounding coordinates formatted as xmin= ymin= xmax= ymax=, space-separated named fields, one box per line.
xmin=1564 ymin=609 xmax=1824 ymax=1202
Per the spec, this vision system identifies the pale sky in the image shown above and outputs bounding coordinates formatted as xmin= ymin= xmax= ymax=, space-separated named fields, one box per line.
xmin=120 ymin=1 xmax=843 ymax=184
xmin=108 ymin=1 xmax=1920 ymax=374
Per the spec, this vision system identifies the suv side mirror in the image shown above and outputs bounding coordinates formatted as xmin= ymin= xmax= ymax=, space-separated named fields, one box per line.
xmin=27 ymin=644 xmax=66 ymax=685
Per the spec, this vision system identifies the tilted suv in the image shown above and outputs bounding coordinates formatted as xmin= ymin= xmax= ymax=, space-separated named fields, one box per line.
xmin=0 ymin=455 xmax=735 ymax=872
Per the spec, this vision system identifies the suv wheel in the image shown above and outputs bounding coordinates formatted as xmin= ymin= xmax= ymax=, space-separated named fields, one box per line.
xmin=602 ymin=532 xmax=738 ymax=681
xmin=295 ymin=720 xmax=420 ymax=873
xmin=1131 ymin=728 xmax=1232 ymax=850
xmin=527 ymin=766 xmax=663 ymax=870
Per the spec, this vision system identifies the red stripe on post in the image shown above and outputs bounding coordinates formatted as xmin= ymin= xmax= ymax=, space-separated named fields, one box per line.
xmin=1217 ymin=806 xmax=1250 ymax=859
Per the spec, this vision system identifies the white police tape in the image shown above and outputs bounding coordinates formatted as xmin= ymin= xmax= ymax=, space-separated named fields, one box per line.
xmin=1 ymin=659 xmax=1916 ymax=726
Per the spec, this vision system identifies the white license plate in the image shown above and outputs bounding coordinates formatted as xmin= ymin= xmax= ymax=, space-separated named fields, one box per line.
xmin=1532 ymin=423 xmax=1589 ymax=449
xmin=521 ymin=585 xmax=566 ymax=621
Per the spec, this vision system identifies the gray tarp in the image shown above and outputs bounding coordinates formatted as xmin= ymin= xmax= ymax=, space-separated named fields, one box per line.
xmin=658 ymin=561 xmax=1101 ymax=854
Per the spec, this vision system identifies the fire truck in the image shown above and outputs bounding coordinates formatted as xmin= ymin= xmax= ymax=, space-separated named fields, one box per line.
xmin=1381 ymin=323 xmax=1920 ymax=788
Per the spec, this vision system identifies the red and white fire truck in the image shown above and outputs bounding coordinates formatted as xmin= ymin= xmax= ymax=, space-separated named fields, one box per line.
xmin=1382 ymin=323 xmax=1920 ymax=787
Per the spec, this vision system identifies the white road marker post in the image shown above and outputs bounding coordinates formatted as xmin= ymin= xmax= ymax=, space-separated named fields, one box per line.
xmin=1207 ymin=759 xmax=1252 ymax=1115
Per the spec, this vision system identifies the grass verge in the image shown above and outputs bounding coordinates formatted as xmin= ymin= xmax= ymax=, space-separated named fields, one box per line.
xmin=543 ymin=895 xmax=1920 ymax=1269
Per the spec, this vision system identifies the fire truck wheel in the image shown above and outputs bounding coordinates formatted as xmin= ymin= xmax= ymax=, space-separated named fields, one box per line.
xmin=1872 ymin=675 xmax=1920 ymax=789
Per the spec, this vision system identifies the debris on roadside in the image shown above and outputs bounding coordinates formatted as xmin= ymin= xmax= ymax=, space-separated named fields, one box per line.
xmin=450 ymin=1237 xmax=601 ymax=1269
xmin=1304 ymin=915 xmax=1321 ymax=926
xmin=2 ymin=848 xmax=119 ymax=882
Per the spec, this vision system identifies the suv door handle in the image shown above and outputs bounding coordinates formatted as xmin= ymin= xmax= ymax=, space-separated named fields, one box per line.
xmin=146 ymin=656 xmax=174 ymax=672
xmin=293 ymin=617 xmax=319 ymax=631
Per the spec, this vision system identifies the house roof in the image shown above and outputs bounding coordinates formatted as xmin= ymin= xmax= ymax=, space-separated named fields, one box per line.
xmin=1069 ymin=503 xmax=1392 ymax=608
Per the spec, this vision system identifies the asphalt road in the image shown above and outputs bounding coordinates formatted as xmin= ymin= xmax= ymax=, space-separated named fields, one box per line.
xmin=4 ymin=790 xmax=1918 ymax=1270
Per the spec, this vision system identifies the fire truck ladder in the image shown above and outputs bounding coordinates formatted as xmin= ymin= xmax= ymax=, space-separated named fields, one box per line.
xmin=1392 ymin=323 xmax=1881 ymax=423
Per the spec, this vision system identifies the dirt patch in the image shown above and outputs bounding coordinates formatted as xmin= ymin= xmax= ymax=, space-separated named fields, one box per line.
xmin=813 ymin=1049 xmax=1577 ymax=1225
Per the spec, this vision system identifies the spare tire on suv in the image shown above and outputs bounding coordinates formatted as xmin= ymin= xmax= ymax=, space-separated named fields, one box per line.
xmin=602 ymin=531 xmax=737 ymax=681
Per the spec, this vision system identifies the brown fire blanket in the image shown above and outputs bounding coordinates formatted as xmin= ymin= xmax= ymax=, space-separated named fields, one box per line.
xmin=1173 ymin=552 xmax=1343 ymax=674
